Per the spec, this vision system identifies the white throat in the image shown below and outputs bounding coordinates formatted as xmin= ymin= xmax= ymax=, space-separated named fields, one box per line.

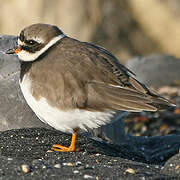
xmin=17 ymin=34 xmax=66 ymax=62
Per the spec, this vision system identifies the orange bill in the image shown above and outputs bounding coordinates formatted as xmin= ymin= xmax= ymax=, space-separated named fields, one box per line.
xmin=6 ymin=47 xmax=21 ymax=54
xmin=14 ymin=47 xmax=21 ymax=54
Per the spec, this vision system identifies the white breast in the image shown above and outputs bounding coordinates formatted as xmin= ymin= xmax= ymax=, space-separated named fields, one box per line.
xmin=20 ymin=74 xmax=114 ymax=133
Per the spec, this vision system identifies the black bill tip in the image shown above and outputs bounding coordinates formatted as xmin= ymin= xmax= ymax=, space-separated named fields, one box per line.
xmin=6 ymin=48 xmax=16 ymax=54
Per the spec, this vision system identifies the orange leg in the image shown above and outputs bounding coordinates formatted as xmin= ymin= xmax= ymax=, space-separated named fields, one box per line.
xmin=51 ymin=133 xmax=77 ymax=152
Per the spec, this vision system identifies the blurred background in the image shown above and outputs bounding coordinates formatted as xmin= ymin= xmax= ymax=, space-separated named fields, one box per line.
xmin=0 ymin=0 xmax=180 ymax=64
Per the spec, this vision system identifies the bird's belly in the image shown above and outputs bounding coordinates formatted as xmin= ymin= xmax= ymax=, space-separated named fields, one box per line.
xmin=20 ymin=75 xmax=114 ymax=133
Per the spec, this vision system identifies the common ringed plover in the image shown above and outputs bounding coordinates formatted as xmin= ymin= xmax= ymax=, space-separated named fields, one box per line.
xmin=7 ymin=23 xmax=174 ymax=152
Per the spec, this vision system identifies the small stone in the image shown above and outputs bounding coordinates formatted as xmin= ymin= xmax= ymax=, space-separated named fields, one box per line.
xmin=73 ymin=170 xmax=79 ymax=174
xmin=47 ymin=150 xmax=53 ymax=153
xmin=42 ymin=165 xmax=47 ymax=169
xmin=84 ymin=174 xmax=93 ymax=179
xmin=125 ymin=168 xmax=136 ymax=174
xmin=75 ymin=161 xmax=82 ymax=166
xmin=155 ymin=165 xmax=160 ymax=169
xmin=54 ymin=164 xmax=61 ymax=168
xmin=63 ymin=162 xmax=74 ymax=166
xmin=7 ymin=158 xmax=13 ymax=161
xmin=21 ymin=164 xmax=31 ymax=173
xmin=95 ymin=153 xmax=101 ymax=156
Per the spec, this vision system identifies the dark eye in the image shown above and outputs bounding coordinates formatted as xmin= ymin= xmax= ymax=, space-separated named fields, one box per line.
xmin=26 ymin=39 xmax=37 ymax=45
xmin=19 ymin=31 xmax=25 ymax=41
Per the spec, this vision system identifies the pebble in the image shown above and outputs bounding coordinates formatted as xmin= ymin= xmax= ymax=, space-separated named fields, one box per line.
xmin=63 ymin=162 xmax=74 ymax=166
xmin=155 ymin=165 xmax=160 ymax=169
xmin=170 ymin=164 xmax=173 ymax=167
xmin=84 ymin=174 xmax=94 ymax=179
xmin=54 ymin=164 xmax=61 ymax=168
xmin=42 ymin=165 xmax=47 ymax=169
xmin=73 ymin=170 xmax=79 ymax=174
xmin=125 ymin=168 xmax=136 ymax=174
xmin=47 ymin=150 xmax=53 ymax=153
xmin=95 ymin=153 xmax=101 ymax=156
xmin=21 ymin=164 xmax=31 ymax=173
xmin=75 ymin=161 xmax=82 ymax=166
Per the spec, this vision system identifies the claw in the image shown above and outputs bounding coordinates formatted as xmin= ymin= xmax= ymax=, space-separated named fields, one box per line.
xmin=51 ymin=133 xmax=76 ymax=152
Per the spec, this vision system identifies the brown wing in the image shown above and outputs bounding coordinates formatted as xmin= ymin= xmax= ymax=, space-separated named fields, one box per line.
xmin=28 ymin=37 xmax=173 ymax=112
xmin=78 ymin=41 xmax=172 ymax=112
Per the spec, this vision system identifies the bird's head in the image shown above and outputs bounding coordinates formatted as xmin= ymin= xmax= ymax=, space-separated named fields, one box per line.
xmin=6 ymin=23 xmax=65 ymax=62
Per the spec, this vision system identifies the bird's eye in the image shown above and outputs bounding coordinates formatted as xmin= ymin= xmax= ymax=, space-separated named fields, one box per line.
xmin=26 ymin=39 xmax=37 ymax=45
xmin=19 ymin=32 xmax=25 ymax=42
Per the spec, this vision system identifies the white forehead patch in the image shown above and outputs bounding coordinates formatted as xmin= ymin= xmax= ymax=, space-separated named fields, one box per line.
xmin=17 ymin=34 xmax=66 ymax=62
xmin=18 ymin=39 xmax=25 ymax=46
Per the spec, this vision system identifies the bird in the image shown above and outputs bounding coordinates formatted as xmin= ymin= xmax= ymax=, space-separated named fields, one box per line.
xmin=6 ymin=23 xmax=174 ymax=152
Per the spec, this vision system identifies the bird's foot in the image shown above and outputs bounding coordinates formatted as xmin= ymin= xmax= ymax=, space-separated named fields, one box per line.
xmin=51 ymin=133 xmax=76 ymax=152
xmin=51 ymin=144 xmax=75 ymax=152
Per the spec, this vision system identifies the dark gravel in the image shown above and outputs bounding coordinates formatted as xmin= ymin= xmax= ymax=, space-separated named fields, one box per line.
xmin=0 ymin=128 xmax=179 ymax=180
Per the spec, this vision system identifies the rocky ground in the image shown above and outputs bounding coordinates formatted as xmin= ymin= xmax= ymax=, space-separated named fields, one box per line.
xmin=0 ymin=127 xmax=180 ymax=180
